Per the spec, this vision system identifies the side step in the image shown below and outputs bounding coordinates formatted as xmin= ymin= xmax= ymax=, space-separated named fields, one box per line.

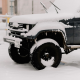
xmin=68 ymin=45 xmax=80 ymax=49
xmin=63 ymin=45 xmax=80 ymax=54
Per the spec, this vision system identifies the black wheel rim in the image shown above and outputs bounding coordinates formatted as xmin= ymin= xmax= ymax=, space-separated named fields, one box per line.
xmin=40 ymin=47 xmax=55 ymax=67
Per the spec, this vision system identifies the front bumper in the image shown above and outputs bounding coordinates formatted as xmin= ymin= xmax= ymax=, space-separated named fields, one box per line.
xmin=4 ymin=36 xmax=22 ymax=48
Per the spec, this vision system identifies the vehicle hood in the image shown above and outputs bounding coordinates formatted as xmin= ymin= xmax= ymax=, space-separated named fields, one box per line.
xmin=9 ymin=13 xmax=80 ymax=24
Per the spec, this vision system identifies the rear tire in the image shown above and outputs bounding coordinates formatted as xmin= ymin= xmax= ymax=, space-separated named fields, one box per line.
xmin=31 ymin=43 xmax=62 ymax=70
xmin=8 ymin=44 xmax=30 ymax=64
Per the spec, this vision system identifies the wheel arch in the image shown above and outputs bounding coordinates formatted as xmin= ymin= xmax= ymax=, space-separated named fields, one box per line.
xmin=30 ymin=38 xmax=59 ymax=54
xmin=35 ymin=30 xmax=66 ymax=47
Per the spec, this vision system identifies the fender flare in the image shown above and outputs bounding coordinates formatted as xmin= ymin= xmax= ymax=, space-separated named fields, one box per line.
xmin=30 ymin=38 xmax=59 ymax=54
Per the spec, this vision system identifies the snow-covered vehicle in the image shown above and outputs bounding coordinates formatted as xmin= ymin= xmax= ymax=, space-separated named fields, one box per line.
xmin=3 ymin=0 xmax=80 ymax=70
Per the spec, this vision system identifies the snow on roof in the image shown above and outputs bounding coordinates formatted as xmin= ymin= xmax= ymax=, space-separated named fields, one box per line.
xmin=48 ymin=0 xmax=80 ymax=13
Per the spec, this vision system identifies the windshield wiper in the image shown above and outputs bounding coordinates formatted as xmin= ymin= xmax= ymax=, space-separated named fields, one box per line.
xmin=50 ymin=1 xmax=61 ymax=14
xmin=40 ymin=2 xmax=48 ymax=13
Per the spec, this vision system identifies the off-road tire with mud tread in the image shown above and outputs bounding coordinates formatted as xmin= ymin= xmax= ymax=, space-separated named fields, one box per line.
xmin=8 ymin=44 xmax=30 ymax=64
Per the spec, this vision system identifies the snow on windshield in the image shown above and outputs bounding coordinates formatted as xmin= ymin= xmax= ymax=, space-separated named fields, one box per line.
xmin=48 ymin=0 xmax=80 ymax=13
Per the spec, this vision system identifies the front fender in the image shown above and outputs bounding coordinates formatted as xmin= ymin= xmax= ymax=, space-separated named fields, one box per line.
xmin=21 ymin=22 xmax=66 ymax=40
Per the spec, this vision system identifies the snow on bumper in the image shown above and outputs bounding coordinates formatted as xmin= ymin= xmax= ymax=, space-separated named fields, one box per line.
xmin=3 ymin=36 xmax=22 ymax=48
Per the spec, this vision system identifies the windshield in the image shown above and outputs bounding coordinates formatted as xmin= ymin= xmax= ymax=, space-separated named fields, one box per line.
xmin=48 ymin=0 xmax=80 ymax=13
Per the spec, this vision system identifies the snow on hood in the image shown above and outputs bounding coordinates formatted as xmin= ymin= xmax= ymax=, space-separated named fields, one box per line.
xmin=9 ymin=13 xmax=80 ymax=24
xmin=48 ymin=0 xmax=80 ymax=13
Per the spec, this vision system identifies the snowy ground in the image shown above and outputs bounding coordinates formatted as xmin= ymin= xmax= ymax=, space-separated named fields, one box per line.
xmin=0 ymin=30 xmax=80 ymax=80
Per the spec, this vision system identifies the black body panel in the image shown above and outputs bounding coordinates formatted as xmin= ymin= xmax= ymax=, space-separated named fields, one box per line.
xmin=65 ymin=28 xmax=74 ymax=44
xmin=60 ymin=18 xmax=80 ymax=45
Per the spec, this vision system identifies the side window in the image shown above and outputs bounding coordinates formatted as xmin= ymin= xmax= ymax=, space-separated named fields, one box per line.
xmin=77 ymin=23 xmax=80 ymax=27
xmin=74 ymin=22 xmax=80 ymax=28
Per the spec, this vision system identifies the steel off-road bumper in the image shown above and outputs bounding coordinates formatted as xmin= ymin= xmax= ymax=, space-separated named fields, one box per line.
xmin=3 ymin=36 xmax=22 ymax=48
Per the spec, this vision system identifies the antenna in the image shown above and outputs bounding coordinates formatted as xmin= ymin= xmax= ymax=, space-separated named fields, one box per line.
xmin=50 ymin=1 xmax=61 ymax=14
xmin=40 ymin=2 xmax=48 ymax=13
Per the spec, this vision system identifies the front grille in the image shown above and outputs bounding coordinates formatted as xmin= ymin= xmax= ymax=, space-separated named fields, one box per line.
xmin=8 ymin=22 xmax=35 ymax=37
xmin=11 ymin=31 xmax=21 ymax=35
xmin=9 ymin=22 xmax=35 ymax=30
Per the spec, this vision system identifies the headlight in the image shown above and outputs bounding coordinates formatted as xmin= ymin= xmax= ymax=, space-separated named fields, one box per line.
xmin=9 ymin=22 xmax=13 ymax=26
xmin=9 ymin=22 xmax=19 ymax=28
xmin=13 ymin=23 xmax=19 ymax=27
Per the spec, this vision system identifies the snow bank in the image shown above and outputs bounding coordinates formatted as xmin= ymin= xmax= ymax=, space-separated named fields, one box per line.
xmin=0 ymin=23 xmax=7 ymax=29
xmin=0 ymin=15 xmax=14 ymax=18
xmin=0 ymin=23 xmax=7 ymax=42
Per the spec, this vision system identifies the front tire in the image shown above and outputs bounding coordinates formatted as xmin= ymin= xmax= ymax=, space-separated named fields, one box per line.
xmin=8 ymin=44 xmax=30 ymax=64
xmin=31 ymin=43 xmax=62 ymax=70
